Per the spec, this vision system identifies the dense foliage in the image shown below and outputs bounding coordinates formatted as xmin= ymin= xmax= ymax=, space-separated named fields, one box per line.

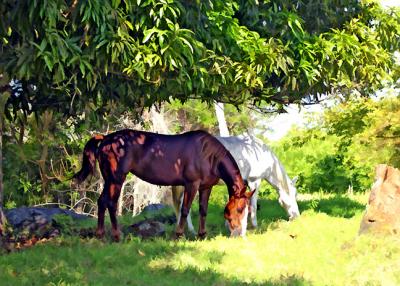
xmin=1 ymin=0 xmax=399 ymax=118
xmin=271 ymin=94 xmax=400 ymax=193
xmin=1 ymin=0 xmax=400 ymax=208
xmin=166 ymin=100 xmax=256 ymax=134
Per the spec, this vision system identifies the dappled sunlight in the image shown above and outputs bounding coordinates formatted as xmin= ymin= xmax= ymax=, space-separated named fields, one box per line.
xmin=145 ymin=211 xmax=377 ymax=285
xmin=1 ymin=193 xmax=399 ymax=285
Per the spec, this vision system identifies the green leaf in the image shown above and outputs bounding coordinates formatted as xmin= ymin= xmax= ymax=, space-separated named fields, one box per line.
xmin=143 ymin=28 xmax=158 ymax=43
xmin=178 ymin=37 xmax=193 ymax=53
xmin=125 ymin=20 xmax=134 ymax=31
xmin=43 ymin=55 xmax=54 ymax=70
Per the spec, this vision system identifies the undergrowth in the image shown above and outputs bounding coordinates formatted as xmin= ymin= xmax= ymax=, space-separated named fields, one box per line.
xmin=0 ymin=190 xmax=399 ymax=286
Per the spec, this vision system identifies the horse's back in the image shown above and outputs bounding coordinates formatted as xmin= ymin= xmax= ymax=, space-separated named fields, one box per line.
xmin=217 ymin=135 xmax=275 ymax=179
xmin=98 ymin=129 xmax=227 ymax=186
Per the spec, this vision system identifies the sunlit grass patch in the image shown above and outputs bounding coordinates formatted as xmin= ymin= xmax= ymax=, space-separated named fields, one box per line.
xmin=148 ymin=212 xmax=357 ymax=284
xmin=0 ymin=192 xmax=399 ymax=285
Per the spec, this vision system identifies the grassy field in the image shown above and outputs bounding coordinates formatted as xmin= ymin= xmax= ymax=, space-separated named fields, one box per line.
xmin=1 ymin=190 xmax=399 ymax=286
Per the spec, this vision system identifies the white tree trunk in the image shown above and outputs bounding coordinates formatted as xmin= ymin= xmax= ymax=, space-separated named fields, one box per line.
xmin=214 ymin=102 xmax=230 ymax=136
xmin=116 ymin=106 xmax=172 ymax=216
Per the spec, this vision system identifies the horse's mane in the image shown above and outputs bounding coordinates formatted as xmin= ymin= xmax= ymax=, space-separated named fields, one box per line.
xmin=238 ymin=134 xmax=293 ymax=194
xmin=197 ymin=131 xmax=228 ymax=171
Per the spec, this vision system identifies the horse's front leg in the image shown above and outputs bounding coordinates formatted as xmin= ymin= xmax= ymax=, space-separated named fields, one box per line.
xmin=107 ymin=181 xmax=124 ymax=242
xmin=175 ymin=181 xmax=199 ymax=238
xmin=198 ymin=187 xmax=212 ymax=239
xmin=248 ymin=180 xmax=261 ymax=228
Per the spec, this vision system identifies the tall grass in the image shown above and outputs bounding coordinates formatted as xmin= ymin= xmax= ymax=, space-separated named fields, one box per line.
xmin=0 ymin=190 xmax=399 ymax=286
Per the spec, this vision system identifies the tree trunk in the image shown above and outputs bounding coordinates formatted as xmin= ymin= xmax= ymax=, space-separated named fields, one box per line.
xmin=0 ymin=114 xmax=5 ymax=236
xmin=75 ymin=184 xmax=85 ymax=214
xmin=37 ymin=111 xmax=53 ymax=200
xmin=214 ymin=102 xmax=230 ymax=136
xmin=0 ymin=83 xmax=10 ymax=236
xmin=117 ymin=183 xmax=124 ymax=216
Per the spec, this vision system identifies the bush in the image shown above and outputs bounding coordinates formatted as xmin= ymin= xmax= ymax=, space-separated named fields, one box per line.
xmin=269 ymin=95 xmax=400 ymax=194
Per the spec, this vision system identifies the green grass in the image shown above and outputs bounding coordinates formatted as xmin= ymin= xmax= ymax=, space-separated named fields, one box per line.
xmin=1 ymin=190 xmax=399 ymax=286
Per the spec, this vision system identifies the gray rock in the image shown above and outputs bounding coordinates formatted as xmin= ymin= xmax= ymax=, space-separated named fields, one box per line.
xmin=4 ymin=207 xmax=88 ymax=230
xmin=128 ymin=219 xmax=165 ymax=239
xmin=142 ymin=203 xmax=166 ymax=214
xmin=140 ymin=204 xmax=176 ymax=225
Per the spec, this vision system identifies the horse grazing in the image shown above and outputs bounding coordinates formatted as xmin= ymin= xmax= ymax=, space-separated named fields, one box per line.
xmin=172 ymin=134 xmax=300 ymax=233
xmin=73 ymin=129 xmax=254 ymax=241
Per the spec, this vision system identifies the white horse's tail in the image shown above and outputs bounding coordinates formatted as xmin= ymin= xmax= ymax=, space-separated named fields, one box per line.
xmin=171 ymin=186 xmax=196 ymax=234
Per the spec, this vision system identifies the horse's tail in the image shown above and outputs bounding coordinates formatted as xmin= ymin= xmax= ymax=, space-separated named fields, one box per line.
xmin=72 ymin=135 xmax=104 ymax=184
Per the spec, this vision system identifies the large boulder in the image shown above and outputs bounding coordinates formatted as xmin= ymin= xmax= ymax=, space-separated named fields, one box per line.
xmin=359 ymin=164 xmax=400 ymax=235
xmin=4 ymin=207 xmax=88 ymax=233
xmin=1 ymin=207 xmax=89 ymax=252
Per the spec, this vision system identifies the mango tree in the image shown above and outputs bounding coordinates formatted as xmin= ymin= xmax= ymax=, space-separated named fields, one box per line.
xmin=0 ymin=0 xmax=399 ymax=211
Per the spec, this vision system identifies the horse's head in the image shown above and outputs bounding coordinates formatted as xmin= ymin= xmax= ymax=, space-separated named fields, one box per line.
xmin=224 ymin=190 xmax=255 ymax=237
xmin=278 ymin=176 xmax=300 ymax=220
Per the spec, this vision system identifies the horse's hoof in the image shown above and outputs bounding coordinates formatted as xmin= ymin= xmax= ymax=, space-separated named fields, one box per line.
xmin=96 ymin=229 xmax=105 ymax=239
xmin=248 ymin=224 xmax=258 ymax=230
xmin=111 ymin=229 xmax=121 ymax=242
xmin=112 ymin=232 xmax=121 ymax=242
xmin=174 ymin=232 xmax=184 ymax=240
xmin=197 ymin=232 xmax=207 ymax=240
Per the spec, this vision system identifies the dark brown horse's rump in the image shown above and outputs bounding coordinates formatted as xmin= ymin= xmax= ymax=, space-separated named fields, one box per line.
xmin=73 ymin=129 xmax=252 ymax=241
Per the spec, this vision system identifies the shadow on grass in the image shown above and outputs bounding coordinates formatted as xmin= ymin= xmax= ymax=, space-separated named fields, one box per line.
xmin=142 ymin=264 xmax=311 ymax=286
xmin=0 ymin=233 xmax=312 ymax=286
xmin=298 ymin=195 xmax=366 ymax=218
xmin=119 ymin=194 xmax=365 ymax=239
xmin=245 ymin=194 xmax=366 ymax=230
xmin=59 ymin=191 xmax=366 ymax=242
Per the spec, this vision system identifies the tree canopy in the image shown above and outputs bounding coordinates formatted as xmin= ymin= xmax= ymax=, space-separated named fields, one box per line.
xmin=1 ymin=0 xmax=400 ymax=117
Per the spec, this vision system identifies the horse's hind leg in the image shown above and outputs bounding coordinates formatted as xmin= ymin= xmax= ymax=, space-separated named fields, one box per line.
xmin=106 ymin=180 xmax=124 ymax=242
xmin=96 ymin=188 xmax=108 ymax=239
xmin=175 ymin=181 xmax=199 ymax=238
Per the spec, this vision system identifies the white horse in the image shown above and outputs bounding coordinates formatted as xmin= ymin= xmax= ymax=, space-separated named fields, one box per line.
xmin=172 ymin=135 xmax=300 ymax=233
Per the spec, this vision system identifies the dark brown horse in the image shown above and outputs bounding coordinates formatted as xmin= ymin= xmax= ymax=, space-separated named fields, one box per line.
xmin=73 ymin=129 xmax=254 ymax=241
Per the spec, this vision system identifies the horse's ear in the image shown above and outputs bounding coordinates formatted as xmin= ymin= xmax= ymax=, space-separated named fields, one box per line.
xmin=245 ymin=189 xmax=256 ymax=199
xmin=292 ymin=176 xmax=299 ymax=184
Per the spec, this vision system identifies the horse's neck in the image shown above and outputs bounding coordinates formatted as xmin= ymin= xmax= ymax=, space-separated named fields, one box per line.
xmin=218 ymin=153 xmax=245 ymax=197
xmin=262 ymin=147 xmax=291 ymax=194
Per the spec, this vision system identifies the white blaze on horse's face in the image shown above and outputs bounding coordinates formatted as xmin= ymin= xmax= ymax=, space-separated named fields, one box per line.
xmin=224 ymin=196 xmax=250 ymax=237
xmin=239 ymin=204 xmax=249 ymax=237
